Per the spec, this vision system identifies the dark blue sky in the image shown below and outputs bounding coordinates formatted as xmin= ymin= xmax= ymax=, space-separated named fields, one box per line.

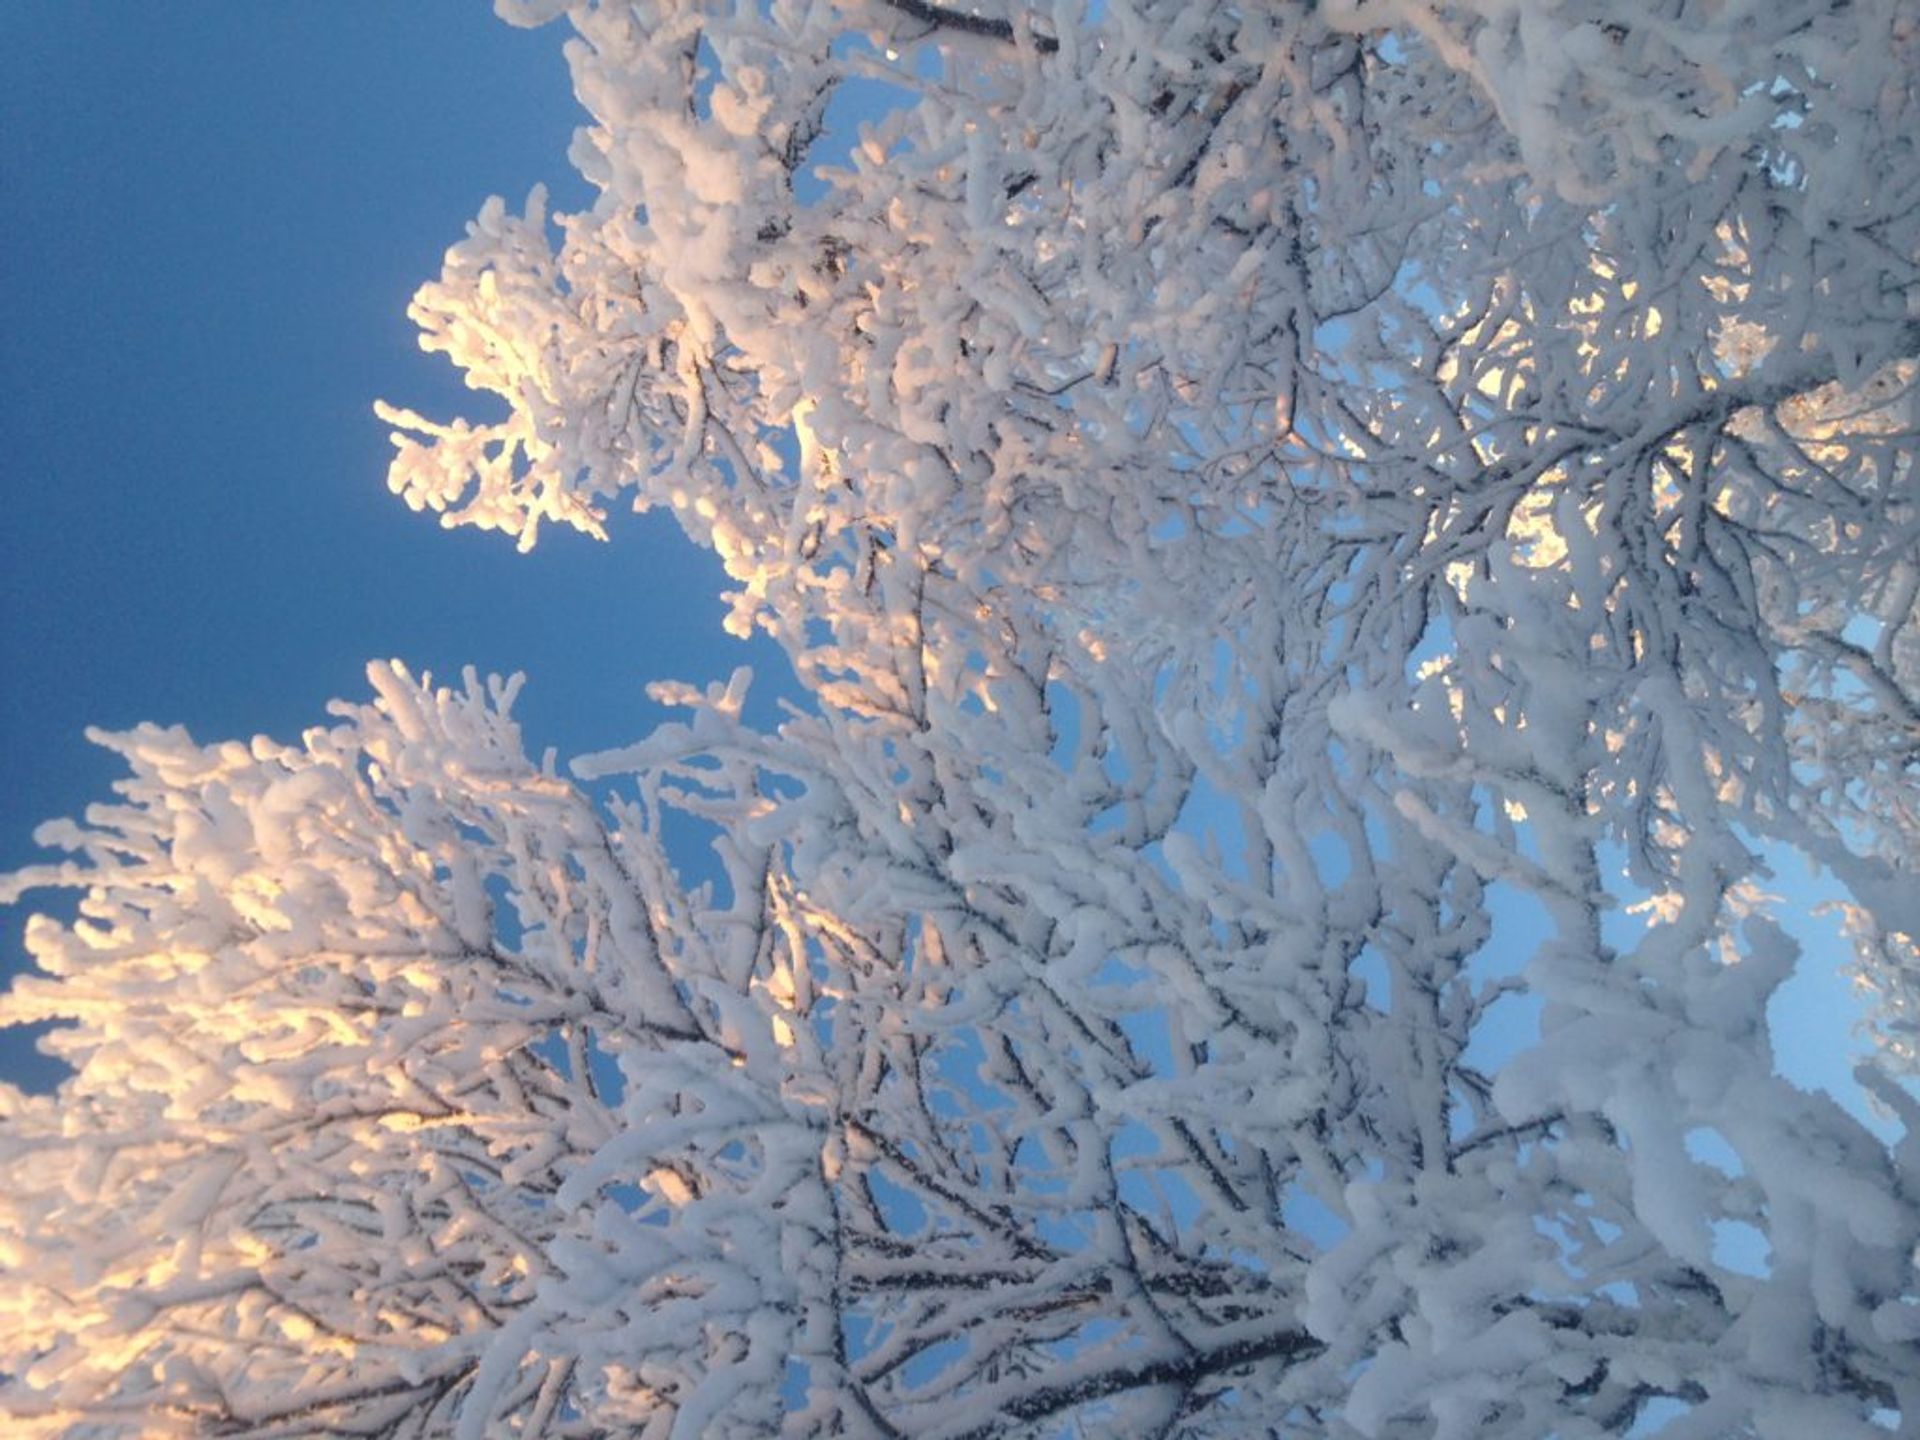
xmin=0 ymin=6 xmax=786 ymax=1088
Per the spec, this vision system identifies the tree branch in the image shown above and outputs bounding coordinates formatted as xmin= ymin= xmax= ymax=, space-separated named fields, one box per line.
xmin=872 ymin=0 xmax=1059 ymax=53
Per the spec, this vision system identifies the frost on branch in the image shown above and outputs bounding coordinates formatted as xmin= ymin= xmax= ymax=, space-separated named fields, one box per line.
xmin=10 ymin=0 xmax=1920 ymax=1435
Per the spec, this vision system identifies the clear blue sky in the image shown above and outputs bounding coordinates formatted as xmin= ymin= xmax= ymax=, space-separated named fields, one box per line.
xmin=0 ymin=5 xmax=786 ymax=1090
xmin=0 ymin=7 xmax=1887 ymax=1133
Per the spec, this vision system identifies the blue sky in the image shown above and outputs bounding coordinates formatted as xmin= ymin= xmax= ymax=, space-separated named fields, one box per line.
xmin=0 ymin=5 xmax=787 ymax=1089
xmin=0 ymin=7 xmax=1889 ymax=1137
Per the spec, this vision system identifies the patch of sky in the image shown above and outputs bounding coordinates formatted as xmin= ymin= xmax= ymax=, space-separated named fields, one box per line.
xmin=1351 ymin=771 xmax=1397 ymax=864
xmin=929 ymin=1025 xmax=1008 ymax=1118
xmin=649 ymin=805 xmax=733 ymax=907
xmin=485 ymin=869 xmax=525 ymax=949
xmin=867 ymin=1166 xmax=930 ymax=1237
xmin=1013 ymin=1133 xmax=1071 ymax=1194
xmin=902 ymin=1334 xmax=970 ymax=1390
xmin=933 ymin=1029 xmax=1006 ymax=1090
xmin=1765 ymin=864 xmax=1907 ymax=1142
xmin=1481 ymin=788 xmax=1545 ymax=865
xmin=1280 ymin=1180 xmax=1350 ymax=1252
xmin=1532 ymin=1215 xmax=1582 ymax=1281
xmin=1601 ymin=829 xmax=1905 ymax=1143
xmin=1171 ymin=770 xmax=1250 ymax=884
xmin=1709 ymin=1219 xmax=1770 ymax=1278
xmin=1151 ymin=511 xmax=1188 ymax=544
xmin=1308 ymin=315 xmax=1359 ymax=372
xmin=1681 ymin=1126 xmax=1742 ymax=1178
xmin=801 ymin=614 xmax=838 ymax=656
xmin=1350 ymin=944 xmax=1391 ymax=1014
xmin=1457 ymin=879 xmax=1552 ymax=1072
xmin=1044 ymin=678 xmax=1082 ymax=774
xmin=690 ymin=34 xmax=725 ymax=122
xmin=1795 ymin=641 xmax=1880 ymax=716
xmin=841 ymin=1311 xmax=881 ymax=1364
xmin=1624 ymin=1396 xmax=1690 ymax=1437
xmin=1225 ymin=1245 xmax=1271 ymax=1278
xmin=1115 ymin=1007 xmax=1174 ymax=1077
xmin=1051 ymin=1317 xmax=1124 ymax=1361
xmin=809 ymin=990 xmax=839 ymax=1050
xmin=1089 ymin=801 xmax=1133 ymax=841
xmin=1404 ymin=609 xmax=1455 ymax=685
xmin=1447 ymin=1085 xmax=1475 ymax=1142
xmin=1595 ymin=836 xmax=1655 ymax=958
xmin=1035 ymin=1211 xmax=1096 ymax=1253
xmin=1210 ymin=511 xmax=1263 ymax=540
xmin=1841 ymin=612 xmax=1882 ymax=649
xmin=586 ymin=1033 xmax=627 ymax=1103
xmin=605 ymin=1181 xmax=656 ymax=1218
xmin=1309 ymin=826 xmax=1353 ymax=888
xmin=530 ymin=1029 xmax=570 ymax=1080
xmin=1393 ymin=260 xmax=1446 ymax=326
xmin=1460 ymin=989 xmax=1543 ymax=1075
xmin=1090 ymin=952 xmax=1149 ymax=990
xmin=1466 ymin=879 xmax=1559 ymax=990
xmin=1109 ymin=1120 xmax=1160 ymax=1163
xmin=781 ymin=1358 xmax=810 ymax=1413
xmin=758 ymin=414 xmax=804 ymax=486
xmin=1118 ymin=1163 xmax=1204 ymax=1243
xmin=790 ymin=40 xmax=927 ymax=207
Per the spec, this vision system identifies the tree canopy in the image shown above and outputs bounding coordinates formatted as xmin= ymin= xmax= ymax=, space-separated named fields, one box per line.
xmin=4 ymin=0 xmax=1919 ymax=1435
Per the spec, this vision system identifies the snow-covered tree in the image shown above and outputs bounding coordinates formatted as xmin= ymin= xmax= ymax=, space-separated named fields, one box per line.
xmin=5 ymin=0 xmax=1919 ymax=1434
